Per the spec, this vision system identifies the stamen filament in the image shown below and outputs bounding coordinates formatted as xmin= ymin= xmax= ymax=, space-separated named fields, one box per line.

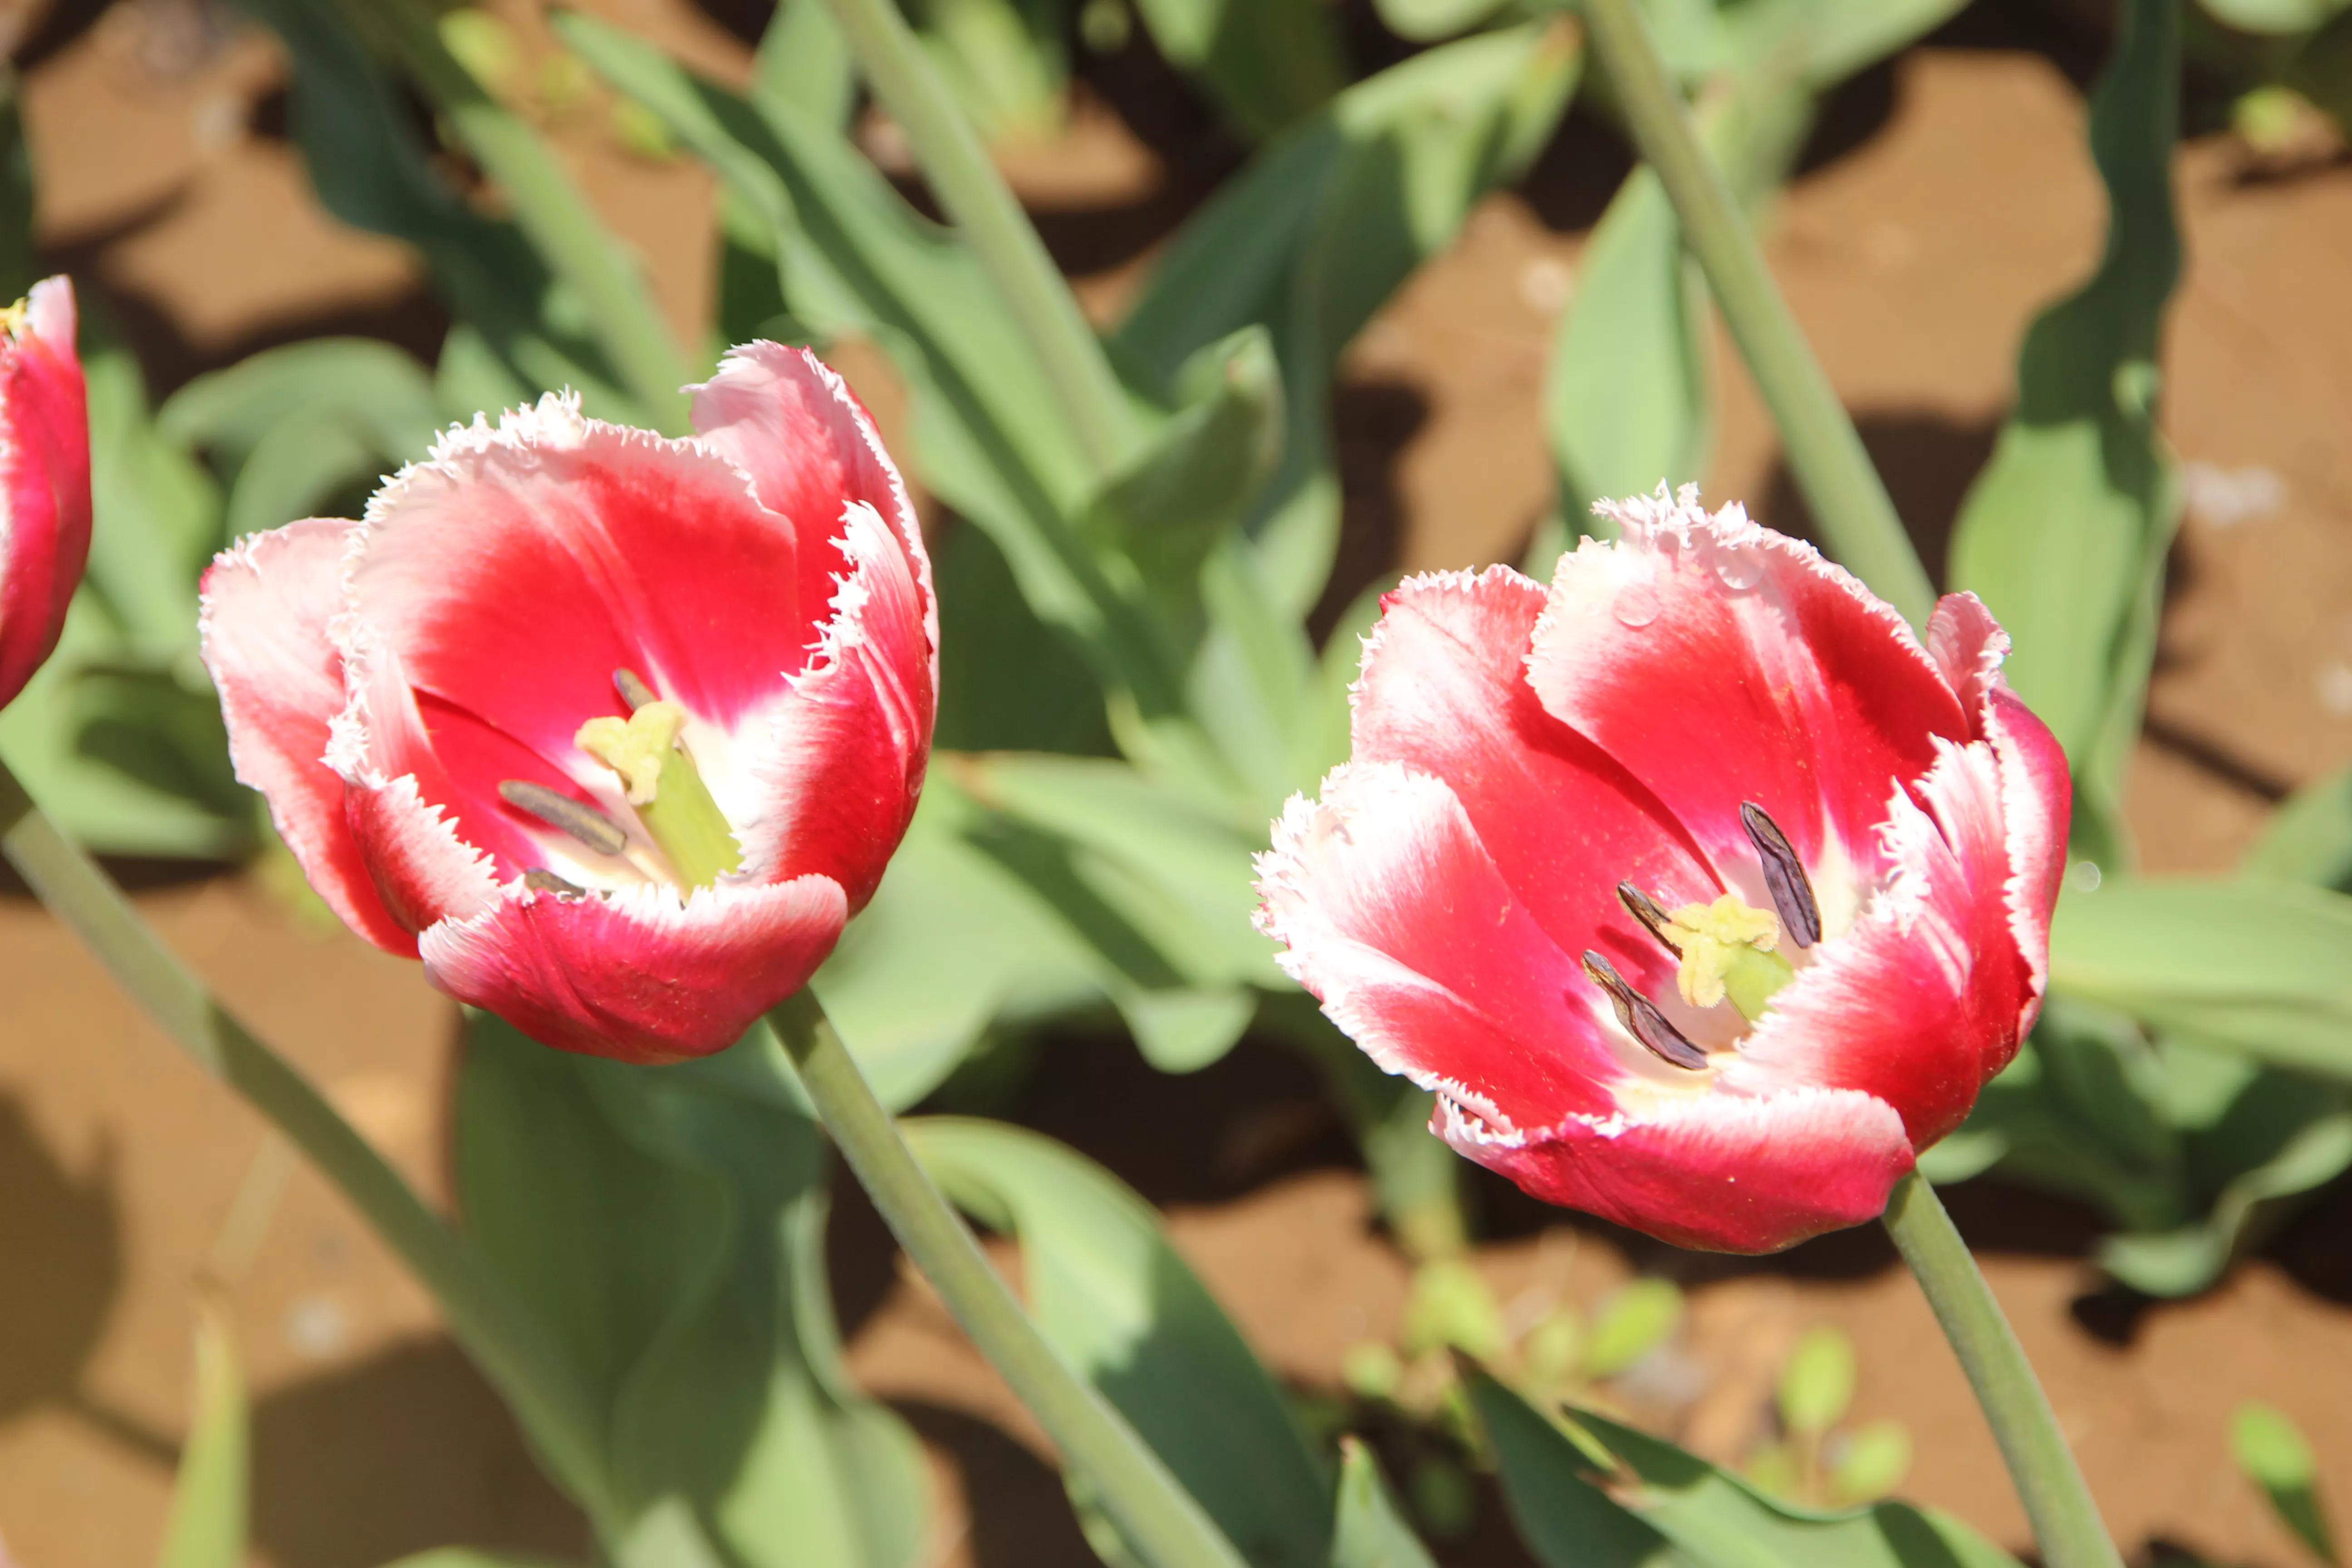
xmin=498 ymin=780 xmax=629 ymax=857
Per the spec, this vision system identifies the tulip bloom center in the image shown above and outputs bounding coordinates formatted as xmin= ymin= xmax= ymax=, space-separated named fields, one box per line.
xmin=1660 ymin=894 xmax=1790 ymax=1018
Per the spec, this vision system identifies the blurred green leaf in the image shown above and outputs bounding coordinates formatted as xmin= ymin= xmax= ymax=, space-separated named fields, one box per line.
xmin=906 ymin=1117 xmax=1333 ymax=1568
xmin=2232 ymin=1402 xmax=2338 ymax=1565
xmin=1333 ymin=1439 xmax=1441 ymax=1568
xmin=374 ymin=1553 xmax=582 ymax=1568
xmin=2245 ymin=769 xmax=2352 ymax=893
xmin=753 ymin=0 xmax=855 ymax=132
xmin=2204 ymin=0 xmax=2352 ymax=34
xmin=1401 ymin=1259 xmax=1505 ymax=1361
xmin=1467 ymin=1372 xmax=1685 ymax=1568
xmin=1130 ymin=0 xmax=1347 ymax=140
xmin=1481 ymin=1380 xmax=2024 ymax=1568
xmin=1778 ymin=1328 xmax=1856 ymax=1439
xmin=915 ymin=0 xmax=1071 ymax=144
xmin=2049 ymin=877 xmax=2352 ymax=1082
xmin=155 ymin=1303 xmax=245 ymax=1568
xmin=1947 ymin=0 xmax=2182 ymax=870
xmin=1372 ymin=0 xmax=1509 ymax=43
xmin=1117 ymin=21 xmax=1581 ymax=616
xmin=455 ymin=1014 xmax=927 ymax=1567
xmin=1583 ymin=1279 xmax=1682 ymax=1379
xmin=1831 ymin=1422 xmax=1913 ymax=1508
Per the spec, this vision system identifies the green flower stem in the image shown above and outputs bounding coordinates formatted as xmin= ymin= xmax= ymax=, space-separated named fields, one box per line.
xmin=1577 ymin=0 xmax=1938 ymax=630
xmin=767 ymin=988 xmax=1248 ymax=1568
xmin=0 ymin=760 xmax=621 ymax=1534
xmin=356 ymin=0 xmax=694 ymax=432
xmin=812 ymin=0 xmax=1136 ymax=475
xmin=1881 ymin=1173 xmax=2122 ymax=1568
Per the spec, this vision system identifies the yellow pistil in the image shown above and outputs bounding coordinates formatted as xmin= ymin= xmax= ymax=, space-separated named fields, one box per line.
xmin=575 ymin=698 xmax=743 ymax=888
xmin=1664 ymin=893 xmax=1795 ymax=1021
xmin=0 ymin=295 xmax=28 ymax=341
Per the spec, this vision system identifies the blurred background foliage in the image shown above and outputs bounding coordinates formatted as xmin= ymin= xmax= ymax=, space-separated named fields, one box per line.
xmin=11 ymin=0 xmax=2352 ymax=1559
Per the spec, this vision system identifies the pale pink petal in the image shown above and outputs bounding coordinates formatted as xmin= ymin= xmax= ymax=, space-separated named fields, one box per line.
xmin=1350 ymin=566 xmax=1724 ymax=1023
xmin=199 ymin=519 xmax=414 ymax=955
xmin=733 ymin=500 xmax=936 ymax=907
xmin=1723 ymin=741 xmax=2029 ymax=1147
xmin=1528 ymin=490 xmax=1968 ymax=884
xmin=419 ymin=875 xmax=850 ymax=1063
xmin=346 ymin=394 xmax=812 ymax=760
xmin=689 ymin=343 xmax=938 ymax=685
xmin=1256 ymin=761 xmax=1634 ymax=1130
xmin=1439 ymin=1084 xmax=1915 ymax=1253
xmin=1924 ymin=591 xmax=2008 ymax=733
xmin=0 ymin=275 xmax=90 ymax=709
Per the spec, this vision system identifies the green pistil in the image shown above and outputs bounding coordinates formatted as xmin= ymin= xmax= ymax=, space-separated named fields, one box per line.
xmin=575 ymin=697 xmax=742 ymax=890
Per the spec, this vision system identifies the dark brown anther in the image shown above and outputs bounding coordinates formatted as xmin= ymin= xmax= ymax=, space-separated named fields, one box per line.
xmin=499 ymin=780 xmax=630 ymax=856
xmin=613 ymin=668 xmax=660 ymax=712
xmin=523 ymin=868 xmax=587 ymax=898
xmin=1740 ymin=801 xmax=1821 ymax=948
xmin=1616 ymin=882 xmax=1682 ymax=952
xmin=1581 ymin=951 xmax=1710 ymax=1070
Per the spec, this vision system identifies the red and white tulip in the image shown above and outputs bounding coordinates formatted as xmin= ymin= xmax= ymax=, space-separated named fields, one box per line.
xmin=1256 ymin=487 xmax=2069 ymax=1252
xmin=0 ymin=277 xmax=90 ymax=711
xmin=201 ymin=344 xmax=937 ymax=1063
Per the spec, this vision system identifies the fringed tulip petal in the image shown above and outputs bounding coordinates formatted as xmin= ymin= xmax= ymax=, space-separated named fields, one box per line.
xmin=0 ymin=276 xmax=91 ymax=710
xmin=200 ymin=519 xmax=414 ymax=954
xmin=419 ymin=875 xmax=849 ymax=1064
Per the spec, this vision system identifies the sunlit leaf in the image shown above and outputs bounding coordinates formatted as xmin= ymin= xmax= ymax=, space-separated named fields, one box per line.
xmin=155 ymin=1303 xmax=245 ymax=1568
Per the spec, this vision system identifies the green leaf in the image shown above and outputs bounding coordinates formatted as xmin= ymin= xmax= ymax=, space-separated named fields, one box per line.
xmin=374 ymin=1553 xmax=583 ymax=1568
xmin=2203 ymin=0 xmax=2352 ymax=35
xmin=158 ymin=337 xmax=441 ymax=479
xmin=1544 ymin=165 xmax=1711 ymax=540
xmin=2048 ymin=877 xmax=2352 ymax=1081
xmin=914 ymin=0 xmax=1071 ymax=144
xmin=81 ymin=331 xmax=221 ymax=662
xmin=906 ymin=1117 xmax=1333 ymax=1568
xmin=1831 ymin=1422 xmax=1913 ymax=1508
xmin=1777 ymin=1328 xmax=1856 ymax=1438
xmin=1371 ymin=0 xmax=1508 ymax=43
xmin=155 ymin=1303 xmax=246 ymax=1568
xmin=1129 ymin=0 xmax=1347 ymax=140
xmin=1332 ymin=1439 xmax=1441 ymax=1568
xmin=454 ymin=1014 xmax=927 ymax=1567
xmin=752 ymin=0 xmax=854 ymax=132
xmin=1584 ymin=1279 xmax=1683 ymax=1379
xmin=1117 ymin=21 xmax=1580 ymax=615
xmin=2244 ymin=768 xmax=2352 ymax=893
xmin=2231 ymin=1402 xmax=2338 ymax=1565
xmin=1946 ymin=0 xmax=2182 ymax=869
xmin=1466 ymin=1372 xmax=1684 ymax=1568
xmin=1487 ymin=1382 xmax=2025 ymax=1568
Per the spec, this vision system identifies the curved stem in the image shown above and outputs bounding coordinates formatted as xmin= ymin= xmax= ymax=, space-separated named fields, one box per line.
xmin=0 ymin=761 xmax=621 ymax=1533
xmin=812 ymin=0 xmax=1135 ymax=475
xmin=1881 ymin=1173 xmax=2121 ymax=1568
xmin=767 ymin=989 xmax=1248 ymax=1568
xmin=1577 ymin=0 xmax=1938 ymax=630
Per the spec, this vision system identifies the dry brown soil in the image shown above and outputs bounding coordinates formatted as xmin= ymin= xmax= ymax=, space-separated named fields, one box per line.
xmin=5 ymin=2 xmax=2352 ymax=1566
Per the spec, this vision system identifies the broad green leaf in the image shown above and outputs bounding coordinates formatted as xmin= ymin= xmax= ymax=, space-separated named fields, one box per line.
xmin=906 ymin=1118 xmax=1332 ymax=1568
xmin=1714 ymin=0 xmax=1971 ymax=91
xmin=1117 ymin=22 xmax=1580 ymax=615
xmin=932 ymin=524 xmax=1119 ymax=756
xmin=1489 ymin=1385 xmax=2024 ymax=1568
xmin=2048 ymin=877 xmax=2352 ymax=1081
xmin=2231 ymin=1402 xmax=2339 ymax=1564
xmin=2203 ymin=0 xmax=2352 ymax=33
xmin=155 ymin=1303 xmax=245 ymax=1568
xmin=1777 ymin=1328 xmax=1856 ymax=1438
xmin=752 ymin=0 xmax=854 ymax=132
xmin=81 ymin=333 xmax=220 ymax=662
xmin=1467 ymin=1372 xmax=1684 ymax=1568
xmin=915 ymin=0 xmax=1070 ymax=144
xmin=375 ymin=1553 xmax=582 ymax=1568
xmin=158 ymin=338 xmax=442 ymax=476
xmin=2100 ymin=1101 xmax=2352 ymax=1295
xmin=455 ymin=1014 xmax=927 ymax=1567
xmin=2244 ymin=768 xmax=2352 ymax=893
xmin=1332 ymin=1439 xmax=1441 ymax=1568
xmin=1372 ymin=0 xmax=1508 ymax=42
xmin=1947 ymin=0 xmax=2182 ymax=869
xmin=1544 ymin=166 xmax=1711 ymax=538
xmin=1130 ymin=0 xmax=1347 ymax=140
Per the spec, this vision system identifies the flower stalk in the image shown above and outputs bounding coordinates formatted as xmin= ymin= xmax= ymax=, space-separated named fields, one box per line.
xmin=1882 ymin=1173 xmax=2122 ymax=1568
xmin=0 ymin=757 xmax=622 ymax=1533
xmin=766 ymin=988 xmax=1249 ymax=1568
xmin=1578 ymin=0 xmax=1938 ymax=630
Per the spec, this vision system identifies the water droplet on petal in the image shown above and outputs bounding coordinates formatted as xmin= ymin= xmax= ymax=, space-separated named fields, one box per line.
xmin=1712 ymin=544 xmax=1766 ymax=591
xmin=1612 ymin=581 xmax=1661 ymax=628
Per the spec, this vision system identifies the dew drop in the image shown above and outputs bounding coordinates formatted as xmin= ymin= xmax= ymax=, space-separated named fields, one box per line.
xmin=1612 ymin=580 xmax=1661 ymax=629
xmin=1712 ymin=544 xmax=1766 ymax=591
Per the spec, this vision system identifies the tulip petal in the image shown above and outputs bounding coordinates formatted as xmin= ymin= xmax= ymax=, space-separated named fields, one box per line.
xmin=690 ymin=343 xmax=938 ymax=686
xmin=1350 ymin=566 xmax=1726 ymax=1029
xmin=1527 ymin=489 xmax=1968 ymax=896
xmin=1985 ymin=686 xmax=2069 ymax=1036
xmin=0 ymin=276 xmax=91 ymax=708
xmin=419 ymin=875 xmax=850 ymax=1063
xmin=731 ymin=499 xmax=935 ymax=906
xmin=1258 ymin=761 xmax=1639 ymax=1129
xmin=1439 ymin=1083 xmax=1914 ymax=1253
xmin=200 ymin=519 xmax=417 ymax=955
xmin=347 ymin=394 xmax=815 ymax=767
xmin=1723 ymin=740 xmax=2029 ymax=1146
xmin=344 ymin=772 xmax=503 ymax=936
